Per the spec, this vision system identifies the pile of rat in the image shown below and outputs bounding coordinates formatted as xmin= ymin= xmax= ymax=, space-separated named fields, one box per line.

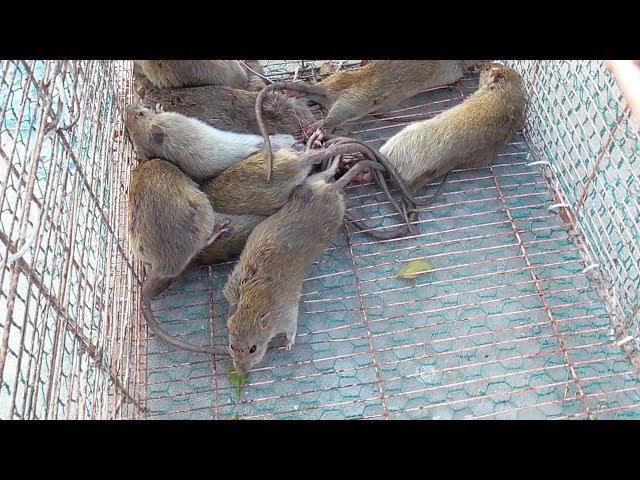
xmin=126 ymin=60 xmax=526 ymax=376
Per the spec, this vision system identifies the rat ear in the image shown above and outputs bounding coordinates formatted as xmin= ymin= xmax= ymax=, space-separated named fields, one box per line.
xmin=488 ymin=69 xmax=505 ymax=84
xmin=259 ymin=312 xmax=271 ymax=329
xmin=151 ymin=124 xmax=166 ymax=144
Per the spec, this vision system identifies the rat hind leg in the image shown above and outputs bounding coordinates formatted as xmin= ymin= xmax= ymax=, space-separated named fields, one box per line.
xmin=311 ymin=155 xmax=341 ymax=183
xmin=322 ymin=91 xmax=372 ymax=132
xmin=461 ymin=145 xmax=499 ymax=169
xmin=280 ymin=305 xmax=299 ymax=352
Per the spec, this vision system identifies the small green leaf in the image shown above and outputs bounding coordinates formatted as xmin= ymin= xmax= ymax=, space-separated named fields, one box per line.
xmin=396 ymin=259 xmax=434 ymax=280
xmin=226 ymin=364 xmax=248 ymax=398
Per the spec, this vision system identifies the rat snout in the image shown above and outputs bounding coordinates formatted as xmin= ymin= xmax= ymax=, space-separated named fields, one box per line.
xmin=232 ymin=359 xmax=250 ymax=376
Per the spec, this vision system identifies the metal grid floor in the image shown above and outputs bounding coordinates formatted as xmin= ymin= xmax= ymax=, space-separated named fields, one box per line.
xmin=143 ymin=72 xmax=640 ymax=419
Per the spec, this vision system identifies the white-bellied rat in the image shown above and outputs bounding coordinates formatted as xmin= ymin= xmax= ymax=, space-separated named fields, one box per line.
xmin=125 ymin=105 xmax=301 ymax=181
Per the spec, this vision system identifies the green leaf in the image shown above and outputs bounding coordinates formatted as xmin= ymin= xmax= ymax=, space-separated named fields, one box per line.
xmin=396 ymin=259 xmax=434 ymax=280
xmin=226 ymin=364 xmax=248 ymax=398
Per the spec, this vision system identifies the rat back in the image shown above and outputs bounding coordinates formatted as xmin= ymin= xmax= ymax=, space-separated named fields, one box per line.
xmin=136 ymin=60 xmax=248 ymax=89
xmin=380 ymin=70 xmax=525 ymax=186
xmin=153 ymin=112 xmax=297 ymax=180
xmin=203 ymin=149 xmax=312 ymax=216
xmin=128 ymin=160 xmax=215 ymax=277
xmin=139 ymin=83 xmax=315 ymax=136
xmin=224 ymin=178 xmax=345 ymax=305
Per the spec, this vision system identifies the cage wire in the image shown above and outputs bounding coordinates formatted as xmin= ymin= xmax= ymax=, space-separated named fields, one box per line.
xmin=0 ymin=60 xmax=146 ymax=419
xmin=0 ymin=60 xmax=639 ymax=420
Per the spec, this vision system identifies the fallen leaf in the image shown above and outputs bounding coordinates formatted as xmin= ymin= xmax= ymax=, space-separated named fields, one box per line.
xmin=396 ymin=259 xmax=434 ymax=280
xmin=226 ymin=364 xmax=248 ymax=398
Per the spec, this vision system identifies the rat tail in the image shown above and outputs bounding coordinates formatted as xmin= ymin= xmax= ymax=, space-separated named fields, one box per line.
xmin=256 ymin=81 xmax=331 ymax=181
xmin=142 ymin=271 xmax=218 ymax=355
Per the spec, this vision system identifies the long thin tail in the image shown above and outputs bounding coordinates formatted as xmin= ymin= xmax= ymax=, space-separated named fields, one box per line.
xmin=256 ymin=81 xmax=330 ymax=181
xmin=333 ymin=160 xmax=385 ymax=190
xmin=142 ymin=271 xmax=217 ymax=355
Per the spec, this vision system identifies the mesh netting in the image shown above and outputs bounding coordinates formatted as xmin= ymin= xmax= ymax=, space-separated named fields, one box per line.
xmin=0 ymin=61 xmax=146 ymax=419
xmin=1 ymin=60 xmax=638 ymax=419
xmin=503 ymin=60 xmax=640 ymax=366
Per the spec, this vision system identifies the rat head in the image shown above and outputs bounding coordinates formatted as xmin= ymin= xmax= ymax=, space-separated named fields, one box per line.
xmin=227 ymin=302 xmax=275 ymax=375
xmin=479 ymin=64 xmax=522 ymax=90
xmin=125 ymin=105 xmax=167 ymax=160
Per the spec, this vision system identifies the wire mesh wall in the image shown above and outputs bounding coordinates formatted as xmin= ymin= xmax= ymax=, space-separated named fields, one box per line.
xmin=261 ymin=60 xmax=360 ymax=76
xmin=0 ymin=60 xmax=146 ymax=419
xmin=503 ymin=60 xmax=640 ymax=370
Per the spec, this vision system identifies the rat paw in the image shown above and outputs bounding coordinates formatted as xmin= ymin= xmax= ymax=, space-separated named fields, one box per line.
xmin=305 ymin=128 xmax=326 ymax=151
xmin=207 ymin=219 xmax=231 ymax=245
xmin=284 ymin=334 xmax=296 ymax=351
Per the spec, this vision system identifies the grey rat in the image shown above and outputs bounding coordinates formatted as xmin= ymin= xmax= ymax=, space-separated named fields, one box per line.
xmin=380 ymin=63 xmax=526 ymax=193
xmin=255 ymin=60 xmax=487 ymax=179
xmin=125 ymin=105 xmax=300 ymax=181
xmin=222 ymin=157 xmax=386 ymax=375
xmin=133 ymin=70 xmax=316 ymax=136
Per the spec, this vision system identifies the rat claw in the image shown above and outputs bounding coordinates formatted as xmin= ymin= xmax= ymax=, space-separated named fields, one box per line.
xmin=306 ymin=128 xmax=326 ymax=151
xmin=206 ymin=219 xmax=231 ymax=245
xmin=284 ymin=334 xmax=296 ymax=351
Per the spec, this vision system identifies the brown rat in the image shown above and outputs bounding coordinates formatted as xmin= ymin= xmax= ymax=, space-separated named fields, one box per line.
xmin=133 ymin=70 xmax=316 ymax=136
xmin=125 ymin=105 xmax=301 ymax=181
xmin=128 ymin=159 xmax=229 ymax=354
xmin=380 ymin=63 xmax=526 ymax=193
xmin=255 ymin=60 xmax=486 ymax=179
xmin=135 ymin=60 xmax=254 ymax=90
xmin=201 ymin=139 xmax=422 ymax=239
xmin=223 ymin=157 xmax=385 ymax=375
xmin=202 ymin=141 xmax=389 ymax=216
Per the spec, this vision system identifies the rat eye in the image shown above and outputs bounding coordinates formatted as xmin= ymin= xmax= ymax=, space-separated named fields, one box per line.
xmin=137 ymin=111 xmax=145 ymax=117
xmin=249 ymin=345 xmax=257 ymax=354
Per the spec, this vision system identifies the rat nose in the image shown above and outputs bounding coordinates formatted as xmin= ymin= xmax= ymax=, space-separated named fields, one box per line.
xmin=234 ymin=363 xmax=249 ymax=376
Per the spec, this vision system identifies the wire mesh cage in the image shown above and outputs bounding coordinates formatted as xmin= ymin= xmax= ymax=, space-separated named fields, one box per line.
xmin=0 ymin=60 xmax=638 ymax=419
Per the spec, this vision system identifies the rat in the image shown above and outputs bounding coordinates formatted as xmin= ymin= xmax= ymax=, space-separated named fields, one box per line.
xmin=201 ymin=138 xmax=423 ymax=239
xmin=379 ymin=63 xmax=526 ymax=193
xmin=134 ymin=60 xmax=253 ymax=90
xmin=240 ymin=60 xmax=268 ymax=91
xmin=202 ymin=140 xmax=389 ymax=216
xmin=222 ymin=156 xmax=386 ymax=375
xmin=128 ymin=158 xmax=230 ymax=355
xmin=125 ymin=105 xmax=301 ymax=181
xmin=255 ymin=60 xmax=486 ymax=180
xmin=132 ymin=70 xmax=316 ymax=136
